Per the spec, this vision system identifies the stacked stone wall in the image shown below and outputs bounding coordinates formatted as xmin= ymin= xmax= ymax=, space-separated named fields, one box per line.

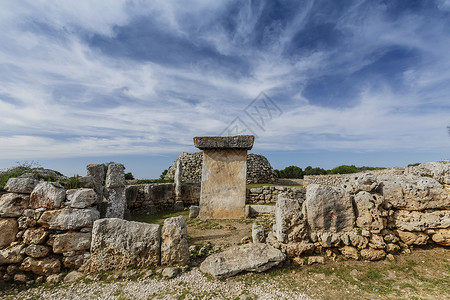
xmin=165 ymin=152 xmax=276 ymax=184
xmin=270 ymin=162 xmax=450 ymax=262
xmin=246 ymin=186 xmax=306 ymax=204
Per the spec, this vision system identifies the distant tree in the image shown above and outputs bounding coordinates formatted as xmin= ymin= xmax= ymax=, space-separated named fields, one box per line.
xmin=124 ymin=172 xmax=134 ymax=180
xmin=328 ymin=165 xmax=359 ymax=174
xmin=276 ymin=166 xmax=303 ymax=178
xmin=160 ymin=169 xmax=168 ymax=179
xmin=304 ymin=166 xmax=327 ymax=176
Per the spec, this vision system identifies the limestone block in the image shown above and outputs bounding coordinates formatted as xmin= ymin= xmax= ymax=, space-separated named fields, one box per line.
xmin=0 ymin=244 xmax=25 ymax=265
xmin=5 ymin=178 xmax=38 ymax=194
xmin=360 ymin=248 xmax=386 ymax=261
xmin=66 ymin=188 xmax=97 ymax=208
xmin=0 ymin=219 xmax=18 ymax=249
xmin=397 ymin=230 xmax=429 ymax=245
xmin=53 ymin=232 xmax=92 ymax=254
xmin=252 ymin=224 xmax=265 ymax=243
xmin=193 ymin=135 xmax=254 ymax=150
xmin=305 ymin=184 xmax=355 ymax=233
xmin=354 ymin=191 xmax=385 ymax=233
xmin=189 ymin=206 xmax=200 ymax=218
xmin=429 ymin=228 xmax=450 ymax=246
xmin=339 ymin=246 xmax=359 ymax=260
xmin=200 ymin=243 xmax=285 ymax=278
xmin=391 ymin=210 xmax=450 ymax=231
xmin=369 ymin=235 xmax=386 ymax=249
xmin=30 ymin=182 xmax=66 ymax=209
xmin=23 ymin=245 xmax=51 ymax=258
xmin=104 ymin=187 xmax=126 ymax=219
xmin=161 ymin=216 xmax=189 ymax=266
xmin=246 ymin=205 xmax=276 ymax=217
xmin=125 ymin=185 xmax=138 ymax=207
xmin=20 ymin=257 xmax=61 ymax=276
xmin=86 ymin=164 xmax=105 ymax=187
xmin=408 ymin=161 xmax=450 ymax=184
xmin=23 ymin=227 xmax=49 ymax=244
xmin=281 ymin=242 xmax=315 ymax=257
xmin=105 ymin=163 xmax=125 ymax=188
xmin=0 ymin=193 xmax=30 ymax=217
xmin=198 ymin=149 xmax=247 ymax=219
xmin=64 ymin=270 xmax=84 ymax=282
xmin=379 ymin=174 xmax=450 ymax=211
xmin=386 ymin=243 xmax=400 ymax=253
xmin=342 ymin=173 xmax=378 ymax=194
xmin=63 ymin=252 xmax=90 ymax=269
xmin=38 ymin=208 xmax=100 ymax=230
xmin=275 ymin=198 xmax=306 ymax=243
xmin=90 ymin=218 xmax=161 ymax=271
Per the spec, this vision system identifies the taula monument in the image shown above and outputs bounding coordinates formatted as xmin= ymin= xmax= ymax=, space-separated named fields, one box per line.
xmin=193 ymin=135 xmax=254 ymax=219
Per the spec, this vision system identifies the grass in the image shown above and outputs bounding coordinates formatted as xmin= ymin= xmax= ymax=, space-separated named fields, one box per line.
xmin=131 ymin=210 xmax=189 ymax=224
xmin=247 ymin=183 xmax=304 ymax=189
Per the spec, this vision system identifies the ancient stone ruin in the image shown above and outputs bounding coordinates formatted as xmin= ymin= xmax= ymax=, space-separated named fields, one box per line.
xmin=193 ymin=135 xmax=255 ymax=219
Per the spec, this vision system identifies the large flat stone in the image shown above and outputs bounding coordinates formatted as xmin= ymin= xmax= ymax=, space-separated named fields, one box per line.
xmin=5 ymin=178 xmax=38 ymax=194
xmin=66 ymin=188 xmax=98 ymax=208
xmin=90 ymin=218 xmax=161 ymax=272
xmin=0 ymin=193 xmax=29 ymax=217
xmin=275 ymin=198 xmax=306 ymax=243
xmin=391 ymin=210 xmax=450 ymax=231
xmin=200 ymin=243 xmax=285 ymax=278
xmin=20 ymin=257 xmax=61 ymax=276
xmin=161 ymin=216 xmax=189 ymax=266
xmin=53 ymin=232 xmax=92 ymax=253
xmin=30 ymin=182 xmax=66 ymax=209
xmin=38 ymin=208 xmax=100 ymax=230
xmin=193 ymin=135 xmax=254 ymax=150
xmin=0 ymin=218 xmax=18 ymax=249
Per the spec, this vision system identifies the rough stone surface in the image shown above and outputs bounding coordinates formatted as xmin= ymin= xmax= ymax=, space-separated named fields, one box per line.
xmin=20 ymin=257 xmax=61 ymax=276
xmin=46 ymin=273 xmax=63 ymax=283
xmin=397 ymin=230 xmax=429 ymax=245
xmin=307 ymin=256 xmax=325 ymax=265
xmin=53 ymin=232 xmax=92 ymax=254
xmin=0 ymin=244 xmax=25 ymax=265
xmin=391 ymin=210 xmax=450 ymax=231
xmin=252 ymin=224 xmax=265 ymax=243
xmin=162 ymin=267 xmax=181 ymax=279
xmin=275 ymin=198 xmax=306 ymax=243
xmin=198 ymin=149 xmax=247 ymax=219
xmin=189 ymin=206 xmax=200 ymax=218
xmin=90 ymin=218 xmax=161 ymax=271
xmin=174 ymin=160 xmax=182 ymax=201
xmin=63 ymin=252 xmax=90 ymax=269
xmin=5 ymin=178 xmax=38 ymax=194
xmin=30 ymin=182 xmax=66 ymax=209
xmin=23 ymin=227 xmax=49 ymax=244
xmin=0 ymin=193 xmax=30 ymax=217
xmin=66 ymin=188 xmax=97 ymax=208
xmin=305 ymin=184 xmax=355 ymax=233
xmin=0 ymin=218 xmax=18 ymax=249
xmin=429 ymin=228 xmax=450 ymax=246
xmin=174 ymin=201 xmax=184 ymax=211
xmin=64 ymin=271 xmax=84 ymax=282
xmin=339 ymin=246 xmax=359 ymax=260
xmin=354 ymin=191 xmax=385 ymax=233
xmin=105 ymin=163 xmax=125 ymax=188
xmin=193 ymin=135 xmax=254 ymax=150
xmin=38 ymin=208 xmax=100 ymax=230
xmin=246 ymin=205 xmax=276 ymax=217
xmin=24 ymin=244 xmax=51 ymax=258
xmin=360 ymin=248 xmax=386 ymax=261
xmin=281 ymin=242 xmax=315 ymax=258
xmin=200 ymin=243 xmax=285 ymax=278
xmin=161 ymin=216 xmax=189 ymax=266
xmin=408 ymin=161 xmax=450 ymax=184
xmin=104 ymin=187 xmax=126 ymax=219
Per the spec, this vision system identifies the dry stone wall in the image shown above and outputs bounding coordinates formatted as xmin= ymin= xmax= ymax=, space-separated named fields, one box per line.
xmin=247 ymin=186 xmax=306 ymax=204
xmin=165 ymin=152 xmax=276 ymax=184
xmin=269 ymin=162 xmax=450 ymax=262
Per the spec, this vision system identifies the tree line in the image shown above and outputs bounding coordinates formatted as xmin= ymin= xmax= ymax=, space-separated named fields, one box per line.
xmin=274 ymin=165 xmax=385 ymax=179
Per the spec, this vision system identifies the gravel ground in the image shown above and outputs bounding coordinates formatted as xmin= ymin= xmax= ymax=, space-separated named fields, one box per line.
xmin=1 ymin=268 xmax=311 ymax=300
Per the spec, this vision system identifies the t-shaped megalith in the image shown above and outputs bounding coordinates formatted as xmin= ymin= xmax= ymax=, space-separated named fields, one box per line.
xmin=194 ymin=135 xmax=254 ymax=219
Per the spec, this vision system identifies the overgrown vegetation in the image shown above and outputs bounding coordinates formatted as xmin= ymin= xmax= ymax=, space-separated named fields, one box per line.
xmin=135 ymin=179 xmax=174 ymax=184
xmin=63 ymin=175 xmax=83 ymax=189
xmin=274 ymin=164 xmax=385 ymax=179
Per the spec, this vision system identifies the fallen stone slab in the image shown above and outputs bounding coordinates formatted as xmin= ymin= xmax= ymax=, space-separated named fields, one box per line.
xmin=200 ymin=243 xmax=285 ymax=278
xmin=245 ymin=205 xmax=275 ymax=217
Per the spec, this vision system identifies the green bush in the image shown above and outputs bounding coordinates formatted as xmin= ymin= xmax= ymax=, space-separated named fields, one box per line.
xmin=125 ymin=172 xmax=135 ymax=180
xmin=274 ymin=166 xmax=303 ymax=178
xmin=64 ymin=175 xmax=83 ymax=189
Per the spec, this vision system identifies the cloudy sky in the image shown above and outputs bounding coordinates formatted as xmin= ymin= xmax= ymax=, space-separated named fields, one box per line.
xmin=1 ymin=0 xmax=449 ymax=178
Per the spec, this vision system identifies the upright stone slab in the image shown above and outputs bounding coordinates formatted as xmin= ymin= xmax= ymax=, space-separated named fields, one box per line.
xmin=104 ymin=163 xmax=126 ymax=219
xmin=194 ymin=135 xmax=254 ymax=219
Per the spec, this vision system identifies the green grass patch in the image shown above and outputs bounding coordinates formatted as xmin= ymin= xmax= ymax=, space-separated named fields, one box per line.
xmin=131 ymin=210 xmax=189 ymax=224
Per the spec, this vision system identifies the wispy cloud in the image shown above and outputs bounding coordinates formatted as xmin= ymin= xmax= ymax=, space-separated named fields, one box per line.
xmin=0 ymin=0 xmax=449 ymax=161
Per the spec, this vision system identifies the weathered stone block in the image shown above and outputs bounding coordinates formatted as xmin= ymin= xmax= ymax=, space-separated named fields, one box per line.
xmin=246 ymin=205 xmax=276 ymax=217
xmin=275 ymin=198 xmax=306 ymax=243
xmin=63 ymin=252 xmax=90 ymax=269
xmin=360 ymin=248 xmax=386 ymax=261
xmin=397 ymin=230 xmax=429 ymax=245
xmin=30 ymin=182 xmax=65 ymax=209
xmin=161 ymin=216 xmax=189 ymax=266
xmin=5 ymin=178 xmax=38 ymax=194
xmin=0 ymin=193 xmax=29 ymax=217
xmin=339 ymin=246 xmax=359 ymax=260
xmin=391 ymin=210 xmax=450 ymax=231
xmin=66 ymin=188 xmax=97 ymax=208
xmin=0 ymin=244 xmax=25 ymax=265
xmin=0 ymin=219 xmax=18 ymax=249
xmin=193 ymin=135 xmax=254 ymax=150
xmin=53 ymin=232 xmax=92 ymax=254
xmin=24 ymin=245 xmax=51 ymax=258
xmin=23 ymin=227 xmax=49 ymax=244
xmin=429 ymin=228 xmax=450 ymax=246
xmin=354 ymin=191 xmax=385 ymax=233
xmin=90 ymin=218 xmax=161 ymax=271
xmin=20 ymin=257 xmax=61 ymax=276
xmin=305 ymin=184 xmax=355 ymax=233
xmin=105 ymin=163 xmax=125 ymax=188
xmin=252 ymin=224 xmax=265 ymax=243
xmin=38 ymin=208 xmax=100 ymax=230
xmin=189 ymin=205 xmax=200 ymax=218
xmin=104 ymin=187 xmax=126 ymax=219
xmin=200 ymin=243 xmax=285 ymax=278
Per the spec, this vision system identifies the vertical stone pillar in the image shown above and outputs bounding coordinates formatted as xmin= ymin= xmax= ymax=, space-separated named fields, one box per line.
xmin=104 ymin=163 xmax=126 ymax=219
xmin=86 ymin=164 xmax=105 ymax=201
xmin=193 ymin=135 xmax=254 ymax=219
xmin=174 ymin=160 xmax=182 ymax=201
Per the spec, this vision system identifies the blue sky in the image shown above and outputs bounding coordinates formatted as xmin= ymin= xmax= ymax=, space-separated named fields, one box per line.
xmin=0 ymin=0 xmax=449 ymax=178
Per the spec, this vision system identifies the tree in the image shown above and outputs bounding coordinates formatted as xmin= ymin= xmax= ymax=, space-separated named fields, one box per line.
xmin=124 ymin=172 xmax=134 ymax=180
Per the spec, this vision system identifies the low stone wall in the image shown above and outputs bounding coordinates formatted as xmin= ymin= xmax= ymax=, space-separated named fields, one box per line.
xmin=270 ymin=164 xmax=450 ymax=262
xmin=246 ymin=186 xmax=306 ymax=204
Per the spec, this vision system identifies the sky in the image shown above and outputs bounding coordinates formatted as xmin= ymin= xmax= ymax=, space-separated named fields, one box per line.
xmin=0 ymin=0 xmax=449 ymax=178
